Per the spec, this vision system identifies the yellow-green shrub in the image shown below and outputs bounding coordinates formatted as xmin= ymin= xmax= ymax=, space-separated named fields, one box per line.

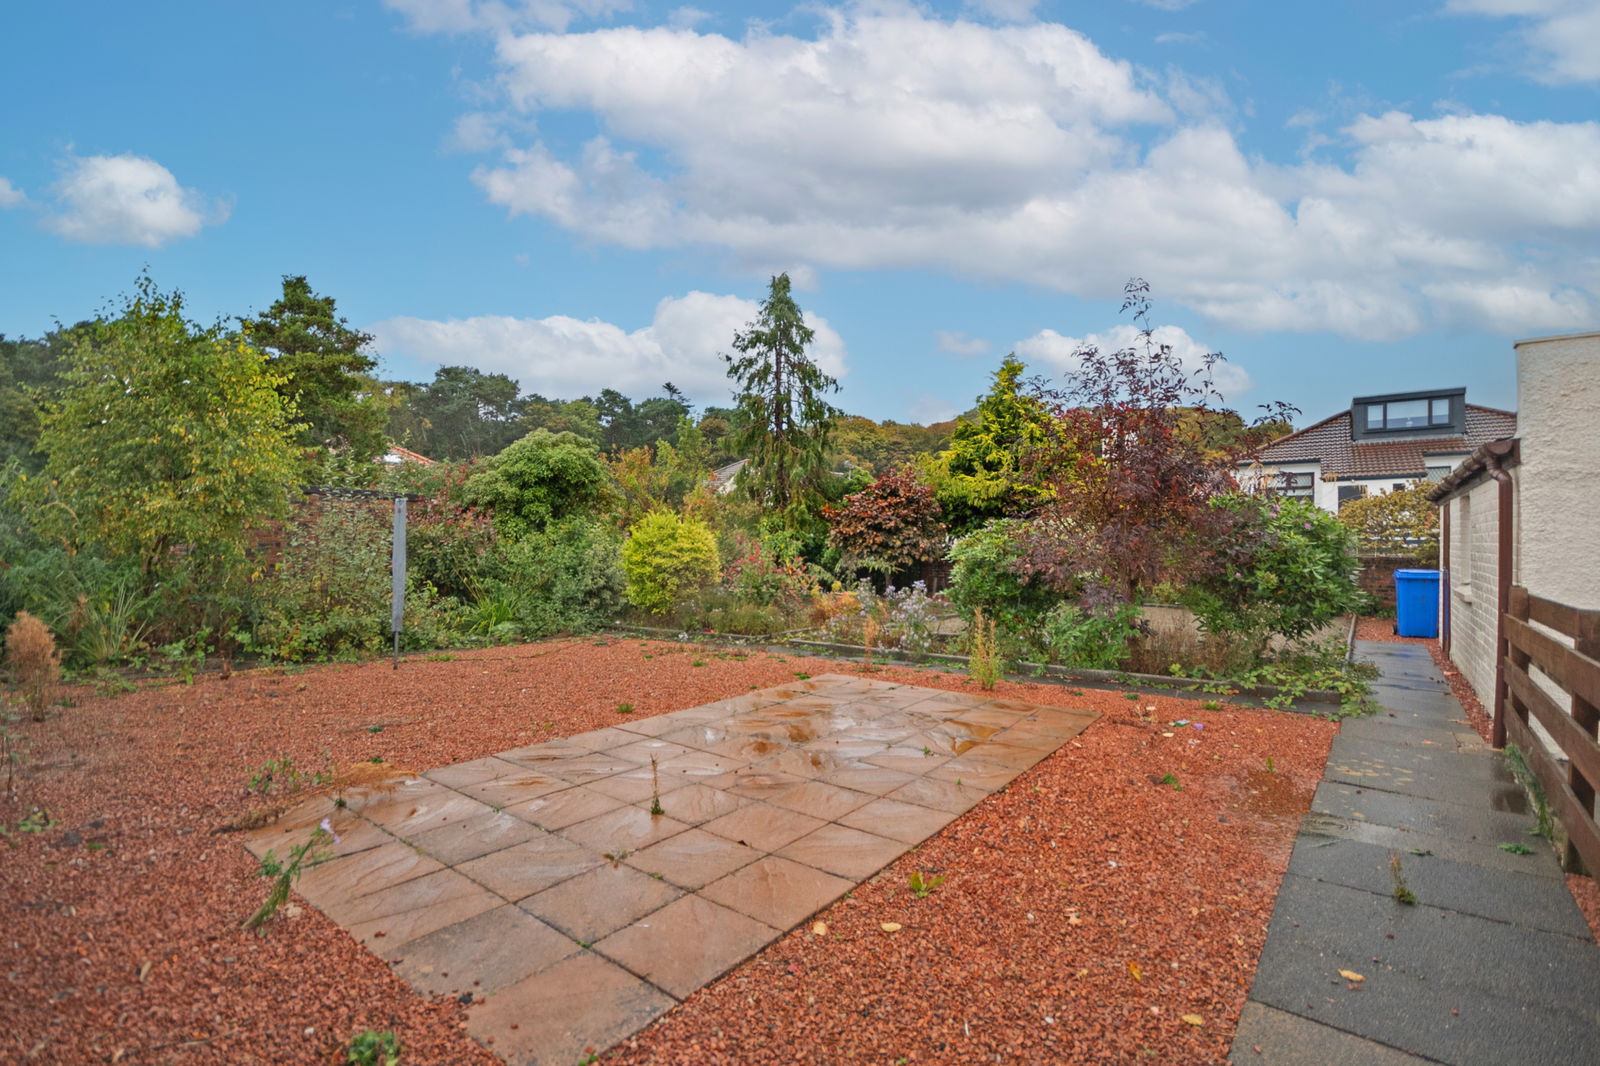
xmin=621 ymin=512 xmax=720 ymax=616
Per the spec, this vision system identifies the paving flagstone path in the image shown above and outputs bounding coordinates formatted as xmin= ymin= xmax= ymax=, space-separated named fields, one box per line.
xmin=246 ymin=674 xmax=1097 ymax=1065
xmin=1231 ymin=640 xmax=1600 ymax=1065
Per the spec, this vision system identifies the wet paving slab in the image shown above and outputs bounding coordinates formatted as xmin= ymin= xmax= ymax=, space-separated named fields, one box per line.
xmin=244 ymin=673 xmax=1097 ymax=1066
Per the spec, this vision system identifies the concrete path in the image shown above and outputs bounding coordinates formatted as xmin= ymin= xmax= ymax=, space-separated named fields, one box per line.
xmin=246 ymin=674 xmax=1096 ymax=1066
xmin=1231 ymin=640 xmax=1600 ymax=1065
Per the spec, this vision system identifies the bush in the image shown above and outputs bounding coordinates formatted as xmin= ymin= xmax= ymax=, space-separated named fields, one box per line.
xmin=721 ymin=535 xmax=822 ymax=615
xmin=4 ymin=612 xmax=60 ymax=721
xmin=460 ymin=430 xmax=611 ymax=539
xmin=250 ymin=502 xmax=464 ymax=660
xmin=1183 ymin=494 xmax=1361 ymax=656
xmin=1038 ymin=603 xmax=1142 ymax=669
xmin=823 ymin=465 xmax=946 ymax=577
xmin=621 ymin=512 xmax=720 ymax=616
xmin=492 ymin=517 xmax=624 ymax=637
xmin=826 ymin=579 xmax=938 ymax=657
xmin=1338 ymin=481 xmax=1439 ymax=566
xmin=946 ymin=519 xmax=1060 ymax=654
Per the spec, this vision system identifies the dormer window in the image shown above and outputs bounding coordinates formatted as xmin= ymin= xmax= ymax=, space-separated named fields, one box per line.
xmin=1350 ymin=388 xmax=1465 ymax=440
xmin=1364 ymin=397 xmax=1451 ymax=432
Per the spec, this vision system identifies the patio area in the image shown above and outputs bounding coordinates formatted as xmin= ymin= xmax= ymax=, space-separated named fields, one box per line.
xmin=244 ymin=673 xmax=1099 ymax=1065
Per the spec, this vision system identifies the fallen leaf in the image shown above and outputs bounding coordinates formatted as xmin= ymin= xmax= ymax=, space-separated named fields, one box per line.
xmin=1161 ymin=732 xmax=1175 ymax=738
xmin=1181 ymin=1014 xmax=1204 ymax=1027
xmin=1128 ymin=961 xmax=1143 ymax=981
xmin=811 ymin=921 xmax=828 ymax=936
xmin=880 ymin=922 xmax=902 ymax=933
xmin=1338 ymin=969 xmax=1365 ymax=982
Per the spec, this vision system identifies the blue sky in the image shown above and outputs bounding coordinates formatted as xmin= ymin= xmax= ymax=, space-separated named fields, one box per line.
xmin=2 ymin=0 xmax=1596 ymax=425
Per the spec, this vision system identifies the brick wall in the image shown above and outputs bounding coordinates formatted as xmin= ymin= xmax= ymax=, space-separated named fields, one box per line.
xmin=1357 ymin=553 xmax=1425 ymax=612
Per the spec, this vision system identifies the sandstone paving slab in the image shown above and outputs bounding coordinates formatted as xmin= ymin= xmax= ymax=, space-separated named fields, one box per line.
xmin=393 ymin=904 xmax=580 ymax=998
xmin=242 ymin=672 xmax=1098 ymax=1064
xmin=465 ymin=951 xmax=675 ymax=1066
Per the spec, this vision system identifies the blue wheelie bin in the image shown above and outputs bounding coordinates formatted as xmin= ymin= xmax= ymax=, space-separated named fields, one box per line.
xmin=1394 ymin=569 xmax=1440 ymax=638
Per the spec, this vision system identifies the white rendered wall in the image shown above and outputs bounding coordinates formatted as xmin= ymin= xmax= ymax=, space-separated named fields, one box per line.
xmin=1445 ymin=474 xmax=1509 ymax=704
xmin=1516 ymin=331 xmax=1600 ymax=610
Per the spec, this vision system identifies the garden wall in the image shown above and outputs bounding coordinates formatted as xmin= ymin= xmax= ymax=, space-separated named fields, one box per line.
xmin=1357 ymin=553 xmax=1425 ymax=612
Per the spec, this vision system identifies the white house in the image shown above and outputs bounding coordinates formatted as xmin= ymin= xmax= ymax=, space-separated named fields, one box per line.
xmin=1242 ymin=389 xmax=1517 ymax=513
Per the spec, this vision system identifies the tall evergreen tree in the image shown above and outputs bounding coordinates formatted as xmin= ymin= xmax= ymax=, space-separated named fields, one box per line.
xmin=241 ymin=275 xmax=387 ymax=460
xmin=723 ymin=274 xmax=839 ymax=517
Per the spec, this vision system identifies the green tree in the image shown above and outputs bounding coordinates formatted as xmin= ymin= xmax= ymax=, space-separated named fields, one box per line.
xmin=0 ymin=327 xmax=77 ymax=472
xmin=925 ymin=356 xmax=1052 ymax=535
xmin=459 ymin=429 xmax=611 ymax=539
xmin=16 ymin=276 xmax=300 ymax=581
xmin=724 ymin=274 xmax=840 ymax=519
xmin=411 ymin=366 xmax=525 ymax=459
xmin=240 ymin=275 xmax=388 ymax=461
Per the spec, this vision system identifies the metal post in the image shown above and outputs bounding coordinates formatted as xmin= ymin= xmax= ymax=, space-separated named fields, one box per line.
xmin=392 ymin=497 xmax=407 ymax=670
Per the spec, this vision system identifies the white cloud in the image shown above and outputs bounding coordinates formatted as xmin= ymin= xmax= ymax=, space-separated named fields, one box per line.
xmin=667 ymin=6 xmax=709 ymax=29
xmin=1131 ymin=0 xmax=1200 ymax=9
xmin=1446 ymin=0 xmax=1600 ymax=84
xmin=934 ymin=330 xmax=990 ymax=357
xmin=368 ymin=290 xmax=847 ymax=403
xmin=444 ymin=9 xmax=1600 ymax=340
xmin=448 ymin=112 xmax=512 ymax=152
xmin=0 ymin=177 xmax=25 ymax=209
xmin=45 ymin=154 xmax=226 ymax=248
xmin=1013 ymin=323 xmax=1253 ymax=401
xmin=1154 ymin=30 xmax=1206 ymax=44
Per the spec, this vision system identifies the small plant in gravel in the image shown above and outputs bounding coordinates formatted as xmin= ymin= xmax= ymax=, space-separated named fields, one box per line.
xmin=691 ymin=658 xmax=707 ymax=667
xmin=246 ymin=821 xmax=335 ymax=931
xmin=1499 ymin=842 xmax=1534 ymax=855
xmin=1159 ymin=773 xmax=1182 ymax=790
xmin=346 ymin=1028 xmax=401 ymax=1066
xmin=616 ymin=701 xmax=635 ymax=714
xmin=247 ymin=757 xmax=332 ymax=796
xmin=1 ymin=712 xmax=28 ymax=803
xmin=908 ymin=871 xmax=946 ymax=898
xmin=967 ymin=607 xmax=1000 ymax=690
xmin=1389 ymin=851 xmax=1417 ymax=904
xmin=1264 ymin=756 xmax=1276 ymax=774
xmin=1201 ymin=700 xmax=1223 ymax=711
xmin=5 ymin=611 xmax=62 ymax=722
xmin=1123 ymin=692 xmax=1140 ymax=701
xmin=1 ymin=806 xmax=57 ymax=844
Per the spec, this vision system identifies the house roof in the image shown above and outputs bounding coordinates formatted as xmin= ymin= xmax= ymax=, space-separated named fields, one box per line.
xmin=1252 ymin=404 xmax=1517 ymax=480
xmin=380 ymin=444 xmax=438 ymax=466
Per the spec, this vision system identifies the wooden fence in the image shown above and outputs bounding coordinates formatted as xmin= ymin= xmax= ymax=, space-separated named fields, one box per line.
xmin=1499 ymin=587 xmax=1600 ymax=873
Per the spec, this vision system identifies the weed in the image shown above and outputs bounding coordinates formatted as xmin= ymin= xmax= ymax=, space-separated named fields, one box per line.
xmin=794 ymin=672 xmax=811 ymax=680
xmin=1499 ymin=842 xmax=1534 ymax=855
xmin=908 ymin=871 xmax=946 ymax=898
xmin=616 ymin=701 xmax=635 ymax=715
xmin=967 ymin=607 xmax=1001 ymax=690
xmin=367 ymin=724 xmax=385 ymax=734
xmin=246 ymin=822 xmax=334 ymax=931
xmin=247 ymin=757 xmax=332 ymax=796
xmin=1159 ymin=773 xmax=1181 ymax=790
xmin=345 ymin=1028 xmax=401 ymax=1066
xmin=0 ymin=716 xmax=27 ymax=802
xmin=0 ymin=806 xmax=57 ymax=844
xmin=1123 ymin=692 xmax=1140 ymax=701
xmin=691 ymin=659 xmax=706 ymax=667
xmin=1503 ymin=744 xmax=1553 ymax=839
xmin=1389 ymin=851 xmax=1417 ymax=904
xmin=5 ymin=612 xmax=61 ymax=722
xmin=649 ymin=757 xmax=664 ymax=816
xmin=369 ymin=755 xmax=384 ymax=764
xmin=1409 ymin=848 xmax=1432 ymax=857
xmin=1201 ymin=700 xmax=1223 ymax=711
xmin=602 ymin=848 xmax=631 ymax=864
xmin=1264 ymin=756 xmax=1275 ymax=774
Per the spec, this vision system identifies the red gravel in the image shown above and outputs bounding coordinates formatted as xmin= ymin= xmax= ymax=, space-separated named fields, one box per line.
xmin=2 ymin=639 xmax=1336 ymax=1065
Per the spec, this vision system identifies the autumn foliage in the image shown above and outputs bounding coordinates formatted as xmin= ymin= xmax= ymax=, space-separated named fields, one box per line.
xmin=824 ymin=466 xmax=947 ymax=575
xmin=4 ymin=611 xmax=60 ymax=722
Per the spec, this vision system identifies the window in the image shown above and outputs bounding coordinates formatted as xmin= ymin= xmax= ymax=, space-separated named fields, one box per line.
xmin=1426 ymin=466 xmax=1451 ymax=482
xmin=1337 ymin=484 xmax=1368 ymax=508
xmin=1278 ymin=472 xmax=1314 ymax=499
xmin=1364 ymin=396 xmax=1452 ymax=432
